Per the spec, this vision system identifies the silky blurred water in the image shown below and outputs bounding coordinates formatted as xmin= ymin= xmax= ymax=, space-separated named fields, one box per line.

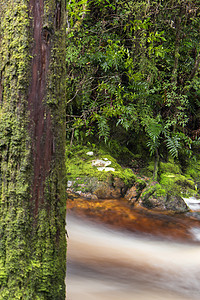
xmin=66 ymin=214 xmax=200 ymax=300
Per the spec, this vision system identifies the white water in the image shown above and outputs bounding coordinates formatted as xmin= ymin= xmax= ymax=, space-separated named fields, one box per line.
xmin=183 ymin=197 xmax=200 ymax=211
xmin=66 ymin=214 xmax=200 ymax=300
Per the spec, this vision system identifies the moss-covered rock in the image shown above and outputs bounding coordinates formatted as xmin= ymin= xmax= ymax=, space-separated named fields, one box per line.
xmin=139 ymin=182 xmax=165 ymax=210
xmin=165 ymin=194 xmax=189 ymax=212
xmin=137 ymin=158 xmax=196 ymax=211
xmin=124 ymin=180 xmax=146 ymax=203
xmin=184 ymin=158 xmax=200 ymax=189
xmin=66 ymin=143 xmax=199 ymax=212
xmin=139 ymin=182 xmax=189 ymax=212
xmin=159 ymin=158 xmax=182 ymax=174
xmin=66 ymin=143 xmax=139 ymax=198
xmin=159 ymin=173 xmax=196 ymax=197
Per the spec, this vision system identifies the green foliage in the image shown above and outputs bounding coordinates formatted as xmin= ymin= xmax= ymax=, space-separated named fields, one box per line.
xmin=66 ymin=0 xmax=200 ymax=163
xmin=165 ymin=135 xmax=181 ymax=158
xmin=66 ymin=0 xmax=89 ymax=33
xmin=146 ymin=117 xmax=163 ymax=156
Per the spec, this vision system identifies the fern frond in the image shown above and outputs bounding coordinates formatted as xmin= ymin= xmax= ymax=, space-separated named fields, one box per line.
xmin=97 ymin=116 xmax=110 ymax=142
xmin=146 ymin=139 xmax=160 ymax=156
xmin=146 ymin=121 xmax=163 ymax=143
xmin=165 ymin=135 xmax=180 ymax=158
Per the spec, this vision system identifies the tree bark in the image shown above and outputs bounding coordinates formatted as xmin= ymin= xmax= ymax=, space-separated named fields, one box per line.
xmin=0 ymin=1 xmax=66 ymax=299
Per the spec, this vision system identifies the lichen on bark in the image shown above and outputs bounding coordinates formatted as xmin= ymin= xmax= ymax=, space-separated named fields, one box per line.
xmin=0 ymin=0 xmax=66 ymax=299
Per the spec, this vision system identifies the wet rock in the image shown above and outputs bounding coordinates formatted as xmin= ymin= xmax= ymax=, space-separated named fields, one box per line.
xmin=94 ymin=180 xmax=123 ymax=199
xmin=125 ymin=180 xmax=146 ymax=204
xmin=113 ymin=177 xmax=125 ymax=189
xmin=67 ymin=188 xmax=98 ymax=200
xmin=141 ymin=192 xmax=189 ymax=212
xmin=142 ymin=195 xmax=166 ymax=210
xmin=67 ymin=176 xmax=127 ymax=200
xmin=113 ymin=177 xmax=127 ymax=195
xmin=138 ymin=181 xmax=189 ymax=212
xmin=140 ymin=183 xmax=165 ymax=209
xmin=186 ymin=212 xmax=200 ymax=220
xmin=125 ymin=186 xmax=138 ymax=203
xmin=165 ymin=194 xmax=189 ymax=212
xmin=77 ymin=191 xmax=98 ymax=200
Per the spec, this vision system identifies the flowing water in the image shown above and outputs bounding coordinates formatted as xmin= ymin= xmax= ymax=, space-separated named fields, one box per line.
xmin=66 ymin=213 xmax=200 ymax=300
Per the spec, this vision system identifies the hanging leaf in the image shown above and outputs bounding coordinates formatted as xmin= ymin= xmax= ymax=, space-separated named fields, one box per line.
xmin=165 ymin=135 xmax=181 ymax=158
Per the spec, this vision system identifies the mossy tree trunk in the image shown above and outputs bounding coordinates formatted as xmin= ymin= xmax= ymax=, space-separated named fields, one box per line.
xmin=0 ymin=0 xmax=66 ymax=299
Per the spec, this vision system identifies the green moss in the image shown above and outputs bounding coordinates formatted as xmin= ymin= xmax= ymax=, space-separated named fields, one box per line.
xmin=160 ymin=173 xmax=195 ymax=197
xmin=66 ymin=143 xmax=137 ymax=186
xmin=185 ymin=159 xmax=200 ymax=182
xmin=0 ymin=0 xmax=66 ymax=299
xmin=146 ymin=160 xmax=155 ymax=176
xmin=159 ymin=158 xmax=181 ymax=174
xmin=0 ymin=1 xmax=33 ymax=298
xmin=118 ymin=168 xmax=137 ymax=186
xmin=138 ymin=155 xmax=198 ymax=206
xmin=155 ymin=187 xmax=166 ymax=197
xmin=141 ymin=183 xmax=166 ymax=198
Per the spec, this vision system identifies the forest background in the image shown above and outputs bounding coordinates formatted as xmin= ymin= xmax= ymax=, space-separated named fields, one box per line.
xmin=66 ymin=0 xmax=200 ymax=168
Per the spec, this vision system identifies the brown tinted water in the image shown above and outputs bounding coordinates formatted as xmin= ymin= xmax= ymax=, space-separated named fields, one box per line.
xmin=67 ymin=197 xmax=200 ymax=241
xmin=66 ymin=197 xmax=200 ymax=300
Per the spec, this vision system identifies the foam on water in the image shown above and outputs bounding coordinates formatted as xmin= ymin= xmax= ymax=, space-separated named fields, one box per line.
xmin=66 ymin=214 xmax=200 ymax=300
xmin=190 ymin=227 xmax=200 ymax=241
xmin=183 ymin=197 xmax=200 ymax=211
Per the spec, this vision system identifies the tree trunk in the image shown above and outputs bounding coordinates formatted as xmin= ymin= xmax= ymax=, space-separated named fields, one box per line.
xmin=0 ymin=1 xmax=66 ymax=299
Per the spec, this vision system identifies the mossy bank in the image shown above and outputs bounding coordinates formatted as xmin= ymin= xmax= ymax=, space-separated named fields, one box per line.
xmin=66 ymin=142 xmax=140 ymax=199
xmin=66 ymin=141 xmax=200 ymax=213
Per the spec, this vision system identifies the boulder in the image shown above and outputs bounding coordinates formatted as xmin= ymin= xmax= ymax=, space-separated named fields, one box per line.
xmin=94 ymin=184 xmax=121 ymax=199
xmin=138 ymin=182 xmax=189 ymax=212
xmin=124 ymin=179 xmax=147 ymax=204
xmin=125 ymin=186 xmax=138 ymax=204
xmin=165 ymin=194 xmax=189 ymax=212
xmin=67 ymin=176 xmax=128 ymax=199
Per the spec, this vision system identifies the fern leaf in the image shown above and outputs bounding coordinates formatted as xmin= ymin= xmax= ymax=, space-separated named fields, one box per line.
xmin=146 ymin=121 xmax=162 ymax=143
xmin=97 ymin=116 xmax=110 ymax=142
xmin=165 ymin=135 xmax=180 ymax=158
xmin=146 ymin=139 xmax=160 ymax=156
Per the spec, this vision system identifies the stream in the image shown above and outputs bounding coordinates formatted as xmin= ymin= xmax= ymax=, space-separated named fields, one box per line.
xmin=66 ymin=214 xmax=200 ymax=300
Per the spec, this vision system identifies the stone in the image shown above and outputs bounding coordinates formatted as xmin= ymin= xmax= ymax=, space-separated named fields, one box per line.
xmin=125 ymin=186 xmax=138 ymax=203
xmin=94 ymin=183 xmax=122 ymax=199
xmin=92 ymin=159 xmax=111 ymax=167
xmin=113 ymin=177 xmax=125 ymax=188
xmin=73 ymin=190 xmax=98 ymax=200
xmin=86 ymin=151 xmax=94 ymax=156
xmin=182 ymin=197 xmax=200 ymax=211
xmin=97 ymin=167 xmax=115 ymax=172
xmin=142 ymin=195 xmax=166 ymax=210
xmin=125 ymin=181 xmax=146 ymax=203
xmin=165 ymin=194 xmax=189 ymax=212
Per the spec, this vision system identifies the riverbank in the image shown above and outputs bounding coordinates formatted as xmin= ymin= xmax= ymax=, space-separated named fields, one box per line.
xmin=66 ymin=142 xmax=200 ymax=214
